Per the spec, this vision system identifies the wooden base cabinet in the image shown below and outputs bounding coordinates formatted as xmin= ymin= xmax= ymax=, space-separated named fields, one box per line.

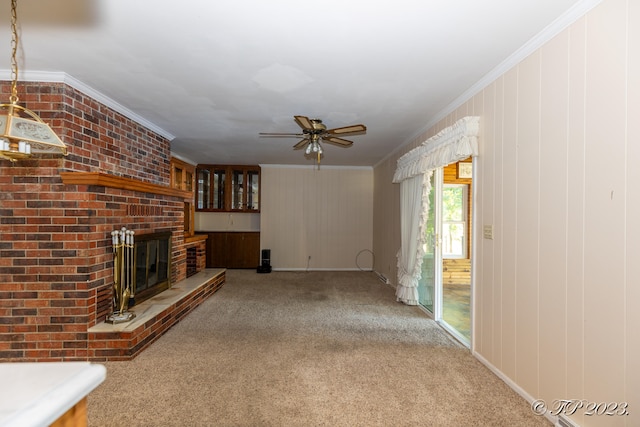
xmin=205 ymin=232 xmax=260 ymax=268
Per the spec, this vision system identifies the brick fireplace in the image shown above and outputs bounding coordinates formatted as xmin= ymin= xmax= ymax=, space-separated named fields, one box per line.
xmin=0 ymin=80 xmax=219 ymax=361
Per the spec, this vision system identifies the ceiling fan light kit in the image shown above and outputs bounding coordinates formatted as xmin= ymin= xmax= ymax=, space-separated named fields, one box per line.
xmin=259 ymin=115 xmax=366 ymax=167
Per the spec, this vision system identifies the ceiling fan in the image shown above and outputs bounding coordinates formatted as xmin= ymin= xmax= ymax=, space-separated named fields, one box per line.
xmin=259 ymin=115 xmax=366 ymax=165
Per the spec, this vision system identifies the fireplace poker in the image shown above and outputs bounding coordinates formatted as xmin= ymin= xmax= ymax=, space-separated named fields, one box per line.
xmin=127 ymin=230 xmax=135 ymax=307
xmin=111 ymin=230 xmax=121 ymax=313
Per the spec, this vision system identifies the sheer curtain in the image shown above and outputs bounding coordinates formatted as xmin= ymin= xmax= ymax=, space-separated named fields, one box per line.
xmin=393 ymin=116 xmax=479 ymax=305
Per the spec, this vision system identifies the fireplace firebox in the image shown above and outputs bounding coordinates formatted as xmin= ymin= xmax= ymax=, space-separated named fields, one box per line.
xmin=133 ymin=231 xmax=172 ymax=304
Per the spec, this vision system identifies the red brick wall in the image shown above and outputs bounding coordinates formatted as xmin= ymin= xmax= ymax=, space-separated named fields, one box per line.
xmin=0 ymin=81 xmax=188 ymax=361
xmin=196 ymin=240 xmax=207 ymax=273
xmin=185 ymin=238 xmax=208 ymax=278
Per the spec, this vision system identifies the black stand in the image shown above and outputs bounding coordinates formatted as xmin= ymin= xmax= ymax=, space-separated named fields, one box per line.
xmin=257 ymin=249 xmax=272 ymax=273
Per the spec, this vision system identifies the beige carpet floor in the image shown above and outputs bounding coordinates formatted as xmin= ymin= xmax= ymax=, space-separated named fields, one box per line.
xmin=88 ymin=270 xmax=550 ymax=427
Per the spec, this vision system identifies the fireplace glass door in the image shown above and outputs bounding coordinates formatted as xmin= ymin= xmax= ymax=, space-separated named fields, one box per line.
xmin=134 ymin=232 xmax=171 ymax=303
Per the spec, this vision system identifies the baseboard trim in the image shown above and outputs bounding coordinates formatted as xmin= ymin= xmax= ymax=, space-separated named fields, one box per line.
xmin=472 ymin=351 xmax=559 ymax=426
xmin=272 ymin=268 xmax=374 ymax=272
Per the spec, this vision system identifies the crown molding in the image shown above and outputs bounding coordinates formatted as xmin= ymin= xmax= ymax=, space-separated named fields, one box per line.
xmin=259 ymin=164 xmax=373 ymax=171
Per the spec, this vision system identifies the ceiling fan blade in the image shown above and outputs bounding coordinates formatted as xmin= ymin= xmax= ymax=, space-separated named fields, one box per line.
xmin=326 ymin=124 xmax=366 ymax=135
xmin=322 ymin=136 xmax=353 ymax=147
xmin=293 ymin=138 xmax=309 ymax=150
xmin=259 ymin=132 xmax=305 ymax=138
xmin=294 ymin=115 xmax=314 ymax=131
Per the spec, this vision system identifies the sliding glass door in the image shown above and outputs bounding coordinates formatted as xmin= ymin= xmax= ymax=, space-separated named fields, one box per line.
xmin=417 ymin=170 xmax=441 ymax=313
xmin=417 ymin=165 xmax=472 ymax=347
xmin=441 ymin=182 xmax=471 ymax=345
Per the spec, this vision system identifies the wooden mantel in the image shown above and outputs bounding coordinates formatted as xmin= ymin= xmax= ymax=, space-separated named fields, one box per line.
xmin=60 ymin=172 xmax=192 ymax=200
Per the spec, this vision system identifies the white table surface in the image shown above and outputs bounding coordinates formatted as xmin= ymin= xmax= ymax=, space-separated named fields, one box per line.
xmin=0 ymin=362 xmax=106 ymax=427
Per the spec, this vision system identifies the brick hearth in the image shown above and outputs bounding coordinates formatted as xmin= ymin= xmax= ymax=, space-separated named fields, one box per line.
xmin=88 ymin=269 xmax=225 ymax=361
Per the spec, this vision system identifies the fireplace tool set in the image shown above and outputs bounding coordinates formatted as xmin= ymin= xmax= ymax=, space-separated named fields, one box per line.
xmin=106 ymin=227 xmax=136 ymax=324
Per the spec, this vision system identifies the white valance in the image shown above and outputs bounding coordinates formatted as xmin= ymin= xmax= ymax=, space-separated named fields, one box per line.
xmin=392 ymin=116 xmax=480 ymax=183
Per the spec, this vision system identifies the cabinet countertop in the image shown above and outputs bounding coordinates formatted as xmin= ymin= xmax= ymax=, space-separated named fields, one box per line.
xmin=0 ymin=362 xmax=106 ymax=427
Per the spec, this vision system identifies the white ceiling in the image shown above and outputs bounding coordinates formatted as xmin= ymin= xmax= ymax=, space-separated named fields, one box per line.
xmin=0 ymin=0 xmax=593 ymax=167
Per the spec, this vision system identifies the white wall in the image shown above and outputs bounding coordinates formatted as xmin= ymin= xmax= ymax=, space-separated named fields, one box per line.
xmin=195 ymin=212 xmax=260 ymax=232
xmin=373 ymin=0 xmax=639 ymax=425
xmin=260 ymin=165 xmax=374 ymax=270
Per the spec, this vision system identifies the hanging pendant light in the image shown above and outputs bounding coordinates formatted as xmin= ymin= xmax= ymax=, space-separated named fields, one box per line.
xmin=0 ymin=0 xmax=67 ymax=162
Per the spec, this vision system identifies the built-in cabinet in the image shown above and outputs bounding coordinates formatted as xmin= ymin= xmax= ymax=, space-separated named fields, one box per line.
xmin=196 ymin=165 xmax=261 ymax=268
xmin=170 ymin=157 xmax=196 ymax=237
xmin=205 ymin=232 xmax=260 ymax=269
xmin=171 ymin=158 xmax=195 ymax=192
xmin=196 ymin=165 xmax=260 ymax=212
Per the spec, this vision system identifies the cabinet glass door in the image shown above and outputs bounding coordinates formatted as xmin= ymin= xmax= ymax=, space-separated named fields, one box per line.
xmin=247 ymin=170 xmax=259 ymax=211
xmin=173 ymin=167 xmax=183 ymax=189
xmin=197 ymin=169 xmax=210 ymax=209
xmin=213 ymin=169 xmax=226 ymax=210
xmin=231 ymin=170 xmax=244 ymax=210
xmin=185 ymin=170 xmax=193 ymax=192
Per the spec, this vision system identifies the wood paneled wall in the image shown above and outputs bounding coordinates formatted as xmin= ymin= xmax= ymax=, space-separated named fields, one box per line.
xmin=442 ymin=259 xmax=471 ymax=285
xmin=260 ymin=166 xmax=373 ymax=270
xmin=373 ymin=1 xmax=639 ymax=425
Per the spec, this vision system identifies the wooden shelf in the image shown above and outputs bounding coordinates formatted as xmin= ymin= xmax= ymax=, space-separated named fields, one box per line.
xmin=60 ymin=172 xmax=192 ymax=200
xmin=185 ymin=234 xmax=208 ymax=244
